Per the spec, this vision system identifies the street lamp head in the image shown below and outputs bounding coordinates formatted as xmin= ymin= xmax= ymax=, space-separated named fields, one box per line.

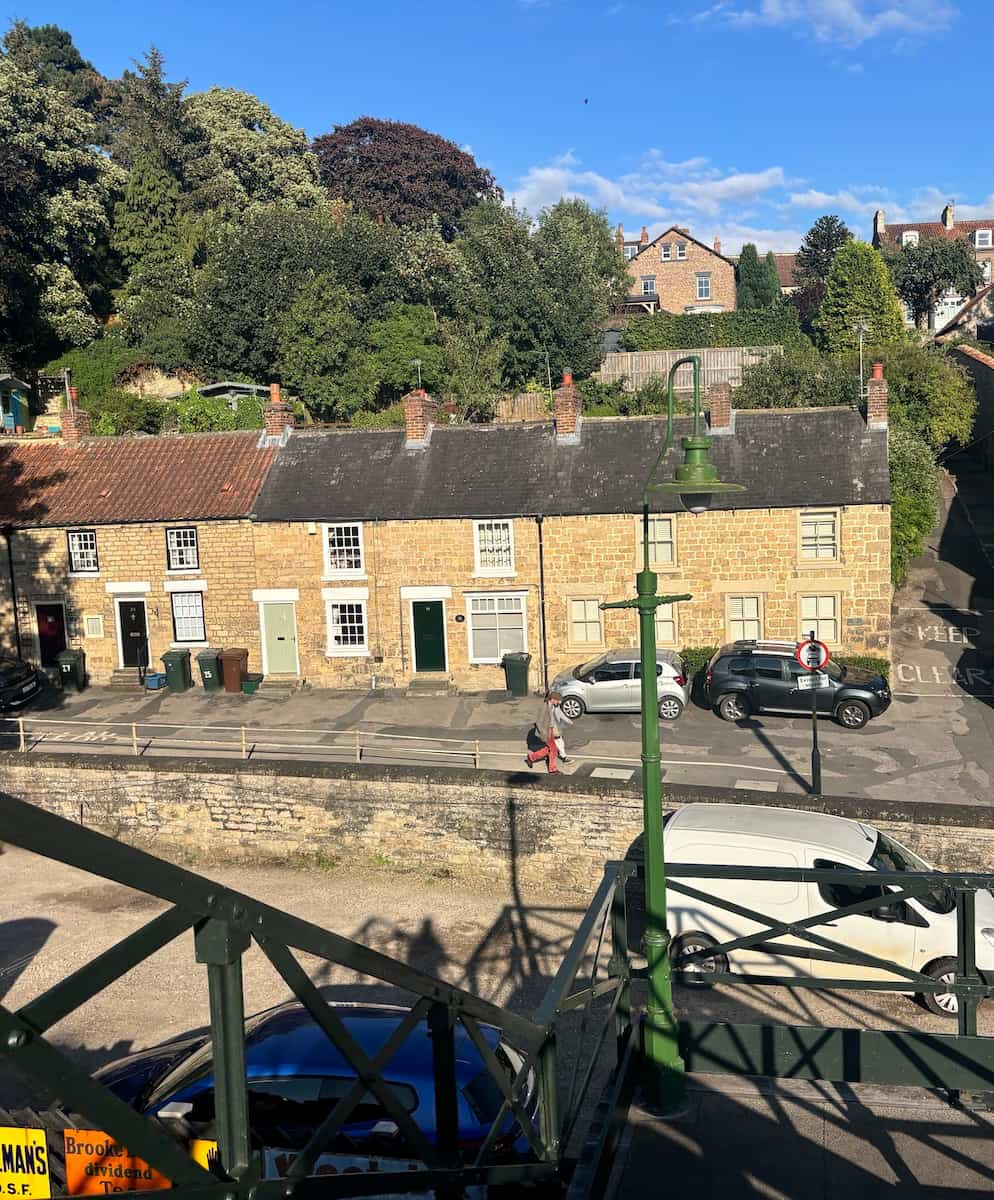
xmin=648 ymin=434 xmax=746 ymax=515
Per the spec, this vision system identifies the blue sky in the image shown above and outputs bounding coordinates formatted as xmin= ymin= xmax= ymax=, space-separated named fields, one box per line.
xmin=11 ymin=0 xmax=992 ymax=251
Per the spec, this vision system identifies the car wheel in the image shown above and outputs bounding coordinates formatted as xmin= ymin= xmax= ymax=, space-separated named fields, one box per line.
xmin=658 ymin=696 xmax=684 ymax=721
xmin=670 ymin=933 xmax=729 ymax=989
xmin=836 ymin=699 xmax=870 ymax=730
xmin=920 ymin=958 xmax=959 ymax=1017
xmin=559 ymin=695 xmax=584 ymax=721
xmin=717 ymin=692 xmax=749 ymax=722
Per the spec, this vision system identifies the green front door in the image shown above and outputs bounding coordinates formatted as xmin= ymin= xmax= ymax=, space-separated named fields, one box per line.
xmin=413 ymin=601 xmax=446 ymax=672
xmin=263 ymin=602 xmax=298 ymax=674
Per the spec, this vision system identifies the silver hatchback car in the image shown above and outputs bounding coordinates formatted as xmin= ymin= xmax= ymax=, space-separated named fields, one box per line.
xmin=551 ymin=648 xmax=689 ymax=721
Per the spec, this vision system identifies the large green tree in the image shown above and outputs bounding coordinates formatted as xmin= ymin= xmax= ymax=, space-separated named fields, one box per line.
xmin=813 ymin=241 xmax=905 ymax=352
xmin=532 ymin=198 xmax=629 ymax=380
xmin=736 ymin=243 xmax=778 ymax=309
xmin=882 ymin=237 xmax=984 ymax=333
xmin=312 ymin=116 xmax=499 ymax=238
xmin=183 ymin=88 xmax=323 ymax=218
xmin=0 ymin=56 xmax=123 ymax=368
xmin=1 ymin=21 xmax=115 ymax=129
xmin=365 ymin=304 xmax=443 ymax=400
xmin=794 ymin=215 xmax=853 ymax=286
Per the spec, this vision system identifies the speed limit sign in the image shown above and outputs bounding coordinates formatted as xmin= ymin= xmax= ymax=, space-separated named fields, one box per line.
xmin=796 ymin=638 xmax=829 ymax=672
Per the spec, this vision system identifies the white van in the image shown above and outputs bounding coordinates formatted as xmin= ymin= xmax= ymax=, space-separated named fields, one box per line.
xmin=663 ymin=804 xmax=994 ymax=1016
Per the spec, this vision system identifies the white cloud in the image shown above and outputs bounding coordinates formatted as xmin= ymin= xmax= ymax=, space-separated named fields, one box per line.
xmin=687 ymin=0 xmax=956 ymax=46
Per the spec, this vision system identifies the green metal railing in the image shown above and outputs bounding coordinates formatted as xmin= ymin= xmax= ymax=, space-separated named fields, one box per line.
xmin=0 ymin=793 xmax=634 ymax=1199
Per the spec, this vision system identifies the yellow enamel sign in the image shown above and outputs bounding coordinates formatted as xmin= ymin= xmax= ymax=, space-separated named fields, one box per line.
xmin=0 ymin=1127 xmax=50 ymax=1198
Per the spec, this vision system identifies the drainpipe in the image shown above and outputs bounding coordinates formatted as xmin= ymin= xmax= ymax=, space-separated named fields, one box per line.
xmin=2 ymin=526 xmax=22 ymax=659
xmin=535 ymin=516 xmax=549 ymax=693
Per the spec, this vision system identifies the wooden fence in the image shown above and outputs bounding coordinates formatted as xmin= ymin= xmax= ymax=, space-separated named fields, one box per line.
xmin=595 ymin=346 xmax=779 ymax=392
xmin=495 ymin=392 xmax=549 ymax=422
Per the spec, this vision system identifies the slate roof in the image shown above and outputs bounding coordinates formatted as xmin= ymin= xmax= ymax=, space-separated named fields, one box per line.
xmin=254 ymin=408 xmax=889 ymax=523
xmin=875 ymin=219 xmax=994 ymax=247
xmin=0 ymin=431 xmax=277 ymax=528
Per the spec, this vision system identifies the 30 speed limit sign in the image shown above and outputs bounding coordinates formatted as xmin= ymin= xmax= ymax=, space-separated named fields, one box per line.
xmin=796 ymin=638 xmax=829 ymax=672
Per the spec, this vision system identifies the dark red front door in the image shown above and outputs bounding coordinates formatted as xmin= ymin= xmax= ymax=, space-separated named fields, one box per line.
xmin=36 ymin=604 xmax=67 ymax=668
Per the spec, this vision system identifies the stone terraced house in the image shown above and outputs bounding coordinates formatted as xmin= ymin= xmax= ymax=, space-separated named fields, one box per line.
xmin=0 ymin=378 xmax=891 ymax=693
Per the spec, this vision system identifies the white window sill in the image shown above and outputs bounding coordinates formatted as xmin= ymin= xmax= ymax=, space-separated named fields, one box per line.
xmin=326 ymin=649 xmax=371 ymax=658
xmin=68 ymin=572 xmax=99 ymax=579
xmin=166 ymin=567 xmax=201 ymax=575
xmin=470 ymin=658 xmax=522 ymax=667
xmin=170 ymin=641 xmax=208 ymax=649
xmin=473 ymin=571 xmax=517 ymax=579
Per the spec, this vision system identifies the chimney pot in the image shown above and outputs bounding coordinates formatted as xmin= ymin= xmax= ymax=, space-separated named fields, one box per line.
xmin=639 ymin=226 xmax=649 ymax=244
xmin=707 ymin=382 xmax=733 ymax=434
xmin=942 ymin=203 xmax=955 ymax=230
xmin=263 ymin=382 xmax=294 ymax=437
xmin=713 ymin=236 xmax=722 ymax=255
xmin=866 ymin=363 xmax=888 ymax=430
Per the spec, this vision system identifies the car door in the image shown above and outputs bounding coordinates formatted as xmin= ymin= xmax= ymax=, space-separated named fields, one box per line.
xmin=631 ymin=660 xmax=662 ymax=710
xmin=806 ymin=855 xmax=921 ymax=981
xmin=785 ymin=658 xmax=835 ymax=714
xmin=584 ymin=660 xmax=634 ymax=711
xmin=746 ymin=654 xmax=791 ymax=711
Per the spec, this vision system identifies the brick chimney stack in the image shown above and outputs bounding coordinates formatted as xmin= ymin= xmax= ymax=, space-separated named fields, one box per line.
xmin=264 ymin=382 xmax=295 ymax=437
xmin=866 ymin=362 xmax=888 ymax=430
xmin=616 ymin=223 xmax=625 ymax=250
xmin=403 ymin=388 xmax=438 ymax=447
xmin=639 ymin=226 xmax=649 ymax=246
xmin=62 ymin=388 xmax=90 ymax=442
xmin=873 ymin=209 xmax=886 ymax=241
xmin=942 ymin=203 xmax=955 ymax=230
xmin=554 ymin=372 xmax=582 ymax=441
xmin=713 ymin=236 xmax=722 ymax=255
xmin=707 ymin=382 xmax=733 ymax=434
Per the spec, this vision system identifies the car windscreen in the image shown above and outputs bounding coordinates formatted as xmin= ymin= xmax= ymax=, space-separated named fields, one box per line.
xmin=824 ymin=660 xmax=844 ymax=681
xmin=872 ymin=832 xmax=954 ymax=914
xmin=577 ymin=653 xmax=608 ymax=678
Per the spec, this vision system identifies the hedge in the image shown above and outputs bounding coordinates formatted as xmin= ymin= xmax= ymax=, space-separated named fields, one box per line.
xmin=621 ymin=304 xmax=807 ymax=351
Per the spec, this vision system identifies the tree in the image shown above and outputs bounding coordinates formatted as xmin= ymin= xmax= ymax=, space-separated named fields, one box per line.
xmin=275 ymin=272 xmax=375 ymax=420
xmin=365 ymin=304 xmax=443 ymax=400
xmin=0 ymin=56 xmax=124 ymax=368
xmin=890 ymin=426 xmax=939 ymax=586
xmin=882 ymin=237 xmax=984 ymax=334
xmin=794 ymin=215 xmax=853 ymax=287
xmin=112 ymin=151 xmax=182 ymax=271
xmin=110 ymin=47 xmax=202 ymax=180
xmin=439 ymin=319 xmax=506 ymax=413
xmin=764 ymin=251 xmax=782 ymax=301
xmin=183 ymin=88 xmax=324 ymax=218
xmin=312 ymin=116 xmax=500 ymax=238
xmin=176 ymin=387 xmax=263 ymax=432
xmin=532 ymin=199 xmax=630 ymax=380
xmin=871 ymin=340 xmax=975 ymax=450
xmin=813 ymin=242 xmax=905 ymax=352
xmin=736 ymin=243 xmax=778 ymax=309
xmin=1 ymin=21 xmax=116 ymax=129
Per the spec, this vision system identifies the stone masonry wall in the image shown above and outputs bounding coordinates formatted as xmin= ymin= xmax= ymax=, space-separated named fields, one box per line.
xmin=0 ymin=521 xmax=260 ymax=682
xmin=625 ymin=236 xmax=736 ymax=313
xmin=953 ymin=345 xmax=994 ymax=472
xmin=1 ymin=754 xmax=991 ymax=893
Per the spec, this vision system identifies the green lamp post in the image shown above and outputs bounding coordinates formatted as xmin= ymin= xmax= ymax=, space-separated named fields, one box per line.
xmin=601 ymin=354 xmax=744 ymax=1112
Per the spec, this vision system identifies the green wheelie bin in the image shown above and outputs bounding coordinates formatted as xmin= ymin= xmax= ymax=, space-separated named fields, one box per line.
xmin=161 ymin=648 xmax=193 ymax=693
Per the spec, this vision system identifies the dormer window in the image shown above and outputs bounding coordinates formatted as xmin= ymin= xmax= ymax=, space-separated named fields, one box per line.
xmin=901 ymin=231 xmax=919 ymax=248
xmin=975 ymin=229 xmax=993 ymax=249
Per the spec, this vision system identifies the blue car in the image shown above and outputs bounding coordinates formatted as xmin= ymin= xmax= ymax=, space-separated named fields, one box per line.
xmin=95 ymin=1001 xmax=536 ymax=1163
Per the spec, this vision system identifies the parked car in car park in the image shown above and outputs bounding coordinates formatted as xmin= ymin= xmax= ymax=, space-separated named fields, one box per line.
xmin=551 ymin=648 xmax=688 ymax=721
xmin=95 ymin=1001 xmax=538 ymax=1162
xmin=0 ymin=656 xmax=45 ymax=711
xmin=664 ymin=803 xmax=991 ymax=1017
xmin=704 ymin=640 xmax=890 ymax=729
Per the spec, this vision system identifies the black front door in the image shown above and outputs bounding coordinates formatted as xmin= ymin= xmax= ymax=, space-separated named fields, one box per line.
xmin=36 ymin=604 xmax=67 ymax=668
xmin=413 ymin=601 xmax=446 ymax=672
xmin=118 ymin=600 xmax=148 ymax=668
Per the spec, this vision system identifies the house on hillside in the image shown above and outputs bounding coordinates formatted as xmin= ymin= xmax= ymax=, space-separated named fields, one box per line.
xmin=0 ymin=375 xmax=31 ymax=434
xmin=873 ymin=204 xmax=994 ymax=333
xmin=618 ymin=227 xmax=737 ymax=315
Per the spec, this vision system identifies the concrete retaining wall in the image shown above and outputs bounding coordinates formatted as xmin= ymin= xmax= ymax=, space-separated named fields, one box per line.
xmin=1 ymin=754 xmax=990 ymax=892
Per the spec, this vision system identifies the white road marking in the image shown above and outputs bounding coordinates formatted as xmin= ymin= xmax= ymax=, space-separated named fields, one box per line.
xmin=591 ymin=767 xmax=635 ymax=781
xmin=734 ymin=779 xmax=779 ymax=792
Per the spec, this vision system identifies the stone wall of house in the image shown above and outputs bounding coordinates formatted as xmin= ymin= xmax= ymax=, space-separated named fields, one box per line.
xmin=2 ymin=754 xmax=989 ymax=893
xmin=953 ymin=345 xmax=994 ymax=472
xmin=251 ymin=501 xmax=890 ymax=693
xmin=625 ymin=236 xmax=737 ymax=313
xmin=0 ymin=520 xmax=260 ymax=681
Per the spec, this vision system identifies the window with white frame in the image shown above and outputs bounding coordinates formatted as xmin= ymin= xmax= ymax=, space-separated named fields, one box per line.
xmin=67 ymin=529 xmax=98 ymax=574
xmin=624 ymin=245 xmax=638 ymax=260
xmin=166 ymin=527 xmax=199 ymax=571
xmin=727 ymin=595 xmax=762 ymax=641
xmin=676 ymin=242 xmax=687 ymax=260
xmin=323 ymin=523 xmax=364 ymax=576
xmin=570 ymin=598 xmax=603 ymax=646
xmin=474 ymin=520 xmax=514 ymax=574
xmin=170 ymin=591 xmax=206 ymax=643
xmin=660 ymin=243 xmax=672 ymax=261
xmin=696 ymin=273 xmax=712 ymax=301
xmin=326 ymin=599 xmax=369 ymax=655
xmin=902 ymin=230 xmax=919 ymax=248
xmin=647 ymin=516 xmax=675 ymax=566
xmin=655 ymin=602 xmax=677 ymax=646
xmin=467 ymin=594 xmax=526 ymax=662
xmin=800 ymin=511 xmax=838 ymax=561
xmin=800 ymin=594 xmax=839 ymax=643
xmin=975 ymin=230 xmax=992 ymax=249
xmin=641 ymin=275 xmax=656 ymax=296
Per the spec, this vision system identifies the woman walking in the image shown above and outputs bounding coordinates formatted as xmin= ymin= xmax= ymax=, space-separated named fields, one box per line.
xmin=526 ymin=691 xmax=572 ymax=773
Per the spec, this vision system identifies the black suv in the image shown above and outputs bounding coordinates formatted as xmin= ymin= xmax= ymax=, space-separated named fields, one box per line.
xmin=0 ymin=656 xmax=45 ymax=711
xmin=705 ymin=640 xmax=890 ymax=729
